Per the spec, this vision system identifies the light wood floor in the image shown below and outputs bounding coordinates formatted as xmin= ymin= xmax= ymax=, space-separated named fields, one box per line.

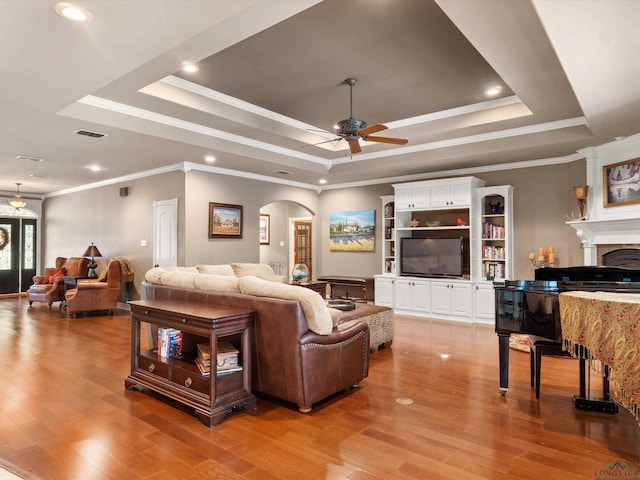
xmin=0 ymin=297 xmax=638 ymax=479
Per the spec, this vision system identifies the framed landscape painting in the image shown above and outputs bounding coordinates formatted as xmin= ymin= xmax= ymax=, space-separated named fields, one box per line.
xmin=603 ymin=158 xmax=640 ymax=207
xmin=209 ymin=203 xmax=243 ymax=238
xmin=329 ymin=209 xmax=375 ymax=251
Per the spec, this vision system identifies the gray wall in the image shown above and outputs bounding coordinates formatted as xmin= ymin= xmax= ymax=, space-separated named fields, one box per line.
xmin=40 ymin=160 xmax=586 ymax=300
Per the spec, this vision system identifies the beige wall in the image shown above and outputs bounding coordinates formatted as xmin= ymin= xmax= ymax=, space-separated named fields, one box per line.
xmin=40 ymin=160 xmax=586 ymax=299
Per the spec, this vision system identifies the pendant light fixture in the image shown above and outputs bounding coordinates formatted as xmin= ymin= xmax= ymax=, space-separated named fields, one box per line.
xmin=8 ymin=183 xmax=27 ymax=209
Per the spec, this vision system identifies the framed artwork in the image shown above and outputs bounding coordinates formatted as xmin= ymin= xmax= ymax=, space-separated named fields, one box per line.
xmin=603 ymin=158 xmax=640 ymax=207
xmin=329 ymin=209 xmax=375 ymax=252
xmin=259 ymin=214 xmax=270 ymax=245
xmin=209 ymin=203 xmax=243 ymax=238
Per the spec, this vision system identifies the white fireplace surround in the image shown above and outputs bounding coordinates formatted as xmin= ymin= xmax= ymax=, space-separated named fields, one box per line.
xmin=568 ymin=133 xmax=640 ymax=266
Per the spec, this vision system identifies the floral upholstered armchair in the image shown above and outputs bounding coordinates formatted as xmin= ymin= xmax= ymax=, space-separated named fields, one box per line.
xmin=27 ymin=257 xmax=90 ymax=309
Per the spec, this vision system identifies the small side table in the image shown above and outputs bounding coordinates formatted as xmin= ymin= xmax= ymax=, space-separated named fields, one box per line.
xmin=290 ymin=281 xmax=327 ymax=298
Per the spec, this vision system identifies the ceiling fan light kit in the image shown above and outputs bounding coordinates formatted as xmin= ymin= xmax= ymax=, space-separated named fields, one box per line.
xmin=333 ymin=78 xmax=408 ymax=154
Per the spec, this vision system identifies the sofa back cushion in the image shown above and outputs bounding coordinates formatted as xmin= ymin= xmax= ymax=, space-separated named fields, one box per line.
xmin=195 ymin=264 xmax=236 ymax=277
xmin=231 ymin=263 xmax=285 ymax=282
xmin=194 ymin=274 xmax=240 ymax=293
xmin=239 ymin=276 xmax=332 ymax=335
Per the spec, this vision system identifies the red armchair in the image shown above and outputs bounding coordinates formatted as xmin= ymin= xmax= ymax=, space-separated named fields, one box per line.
xmin=65 ymin=259 xmax=122 ymax=316
xmin=28 ymin=257 xmax=89 ymax=309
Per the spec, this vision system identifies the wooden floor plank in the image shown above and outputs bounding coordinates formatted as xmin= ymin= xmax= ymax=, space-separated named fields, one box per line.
xmin=0 ymin=297 xmax=638 ymax=479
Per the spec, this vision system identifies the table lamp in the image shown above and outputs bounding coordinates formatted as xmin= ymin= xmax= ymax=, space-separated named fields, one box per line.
xmin=83 ymin=242 xmax=103 ymax=278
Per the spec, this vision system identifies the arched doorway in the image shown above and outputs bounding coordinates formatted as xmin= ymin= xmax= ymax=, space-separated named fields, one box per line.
xmin=259 ymin=200 xmax=315 ymax=281
xmin=0 ymin=205 xmax=38 ymax=294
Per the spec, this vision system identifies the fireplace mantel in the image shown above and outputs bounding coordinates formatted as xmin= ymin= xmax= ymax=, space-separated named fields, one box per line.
xmin=567 ymin=218 xmax=640 ymax=247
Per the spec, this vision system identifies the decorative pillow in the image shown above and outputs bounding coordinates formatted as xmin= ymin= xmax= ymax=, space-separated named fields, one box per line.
xmin=195 ymin=264 xmax=236 ymax=277
xmin=49 ymin=269 xmax=64 ymax=284
xmin=239 ymin=276 xmax=332 ymax=335
xmin=255 ymin=274 xmax=286 ymax=283
xmin=145 ymin=267 xmax=166 ymax=284
xmin=159 ymin=271 xmax=197 ymax=289
xmin=44 ymin=267 xmax=57 ymax=283
xmin=194 ymin=274 xmax=240 ymax=293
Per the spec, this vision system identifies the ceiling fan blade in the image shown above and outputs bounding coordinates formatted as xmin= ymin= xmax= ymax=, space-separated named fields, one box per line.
xmin=309 ymin=138 xmax=341 ymax=147
xmin=358 ymin=124 xmax=387 ymax=136
xmin=365 ymin=136 xmax=408 ymax=145
xmin=348 ymin=140 xmax=362 ymax=154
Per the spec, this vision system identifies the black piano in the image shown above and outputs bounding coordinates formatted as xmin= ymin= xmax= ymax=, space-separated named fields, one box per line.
xmin=494 ymin=266 xmax=640 ymax=409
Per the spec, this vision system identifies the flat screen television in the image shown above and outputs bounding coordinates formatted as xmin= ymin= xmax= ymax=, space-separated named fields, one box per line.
xmin=400 ymin=237 xmax=464 ymax=277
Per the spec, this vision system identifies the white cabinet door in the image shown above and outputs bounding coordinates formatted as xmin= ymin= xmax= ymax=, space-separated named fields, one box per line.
xmin=395 ymin=187 xmax=412 ymax=210
xmin=430 ymin=185 xmax=452 ymax=207
xmin=473 ymin=283 xmax=496 ymax=322
xmin=411 ymin=186 xmax=430 ymax=209
xmin=412 ymin=280 xmax=430 ymax=312
xmin=394 ymin=279 xmax=413 ymax=310
xmin=430 ymin=281 xmax=451 ymax=314
xmin=375 ymin=277 xmax=395 ymax=307
xmin=450 ymin=282 xmax=473 ymax=317
xmin=430 ymin=184 xmax=471 ymax=208
xmin=395 ymin=186 xmax=429 ymax=209
xmin=450 ymin=183 xmax=471 ymax=206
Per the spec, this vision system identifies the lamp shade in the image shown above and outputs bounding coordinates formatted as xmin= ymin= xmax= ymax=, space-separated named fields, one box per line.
xmin=83 ymin=243 xmax=102 ymax=258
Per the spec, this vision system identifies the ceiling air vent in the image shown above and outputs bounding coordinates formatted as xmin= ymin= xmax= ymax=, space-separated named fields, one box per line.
xmin=74 ymin=129 xmax=108 ymax=138
xmin=16 ymin=155 xmax=44 ymax=162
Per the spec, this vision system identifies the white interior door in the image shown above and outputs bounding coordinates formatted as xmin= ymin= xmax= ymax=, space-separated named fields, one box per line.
xmin=153 ymin=198 xmax=178 ymax=267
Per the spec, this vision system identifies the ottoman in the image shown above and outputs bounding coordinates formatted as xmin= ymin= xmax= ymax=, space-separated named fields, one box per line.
xmin=335 ymin=303 xmax=394 ymax=352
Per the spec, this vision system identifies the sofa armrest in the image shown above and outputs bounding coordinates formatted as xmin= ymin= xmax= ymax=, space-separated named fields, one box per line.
xmin=299 ymin=320 xmax=369 ymax=346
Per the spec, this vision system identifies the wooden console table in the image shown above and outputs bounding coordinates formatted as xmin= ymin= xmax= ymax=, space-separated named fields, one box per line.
xmin=126 ymin=299 xmax=257 ymax=426
xmin=317 ymin=275 xmax=375 ymax=302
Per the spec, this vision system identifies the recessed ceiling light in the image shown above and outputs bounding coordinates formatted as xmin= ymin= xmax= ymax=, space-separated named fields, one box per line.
xmin=181 ymin=63 xmax=199 ymax=73
xmin=204 ymin=155 xmax=215 ymax=163
xmin=319 ymin=179 xmax=327 ymax=184
xmin=485 ymin=86 xmax=503 ymax=96
xmin=88 ymin=165 xmax=102 ymax=172
xmin=54 ymin=3 xmax=92 ymax=22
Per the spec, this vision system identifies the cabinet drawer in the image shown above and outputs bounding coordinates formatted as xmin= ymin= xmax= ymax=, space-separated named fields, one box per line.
xmin=171 ymin=369 xmax=209 ymax=395
xmin=138 ymin=355 xmax=169 ymax=379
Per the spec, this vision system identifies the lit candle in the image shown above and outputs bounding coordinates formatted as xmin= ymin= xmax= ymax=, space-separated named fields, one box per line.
xmin=529 ymin=252 xmax=535 ymax=260
xmin=538 ymin=248 xmax=544 ymax=257
xmin=549 ymin=253 xmax=556 ymax=264
xmin=549 ymin=245 xmax=555 ymax=254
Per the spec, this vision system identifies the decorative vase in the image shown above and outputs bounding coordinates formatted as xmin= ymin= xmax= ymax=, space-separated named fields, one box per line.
xmin=291 ymin=263 xmax=309 ymax=284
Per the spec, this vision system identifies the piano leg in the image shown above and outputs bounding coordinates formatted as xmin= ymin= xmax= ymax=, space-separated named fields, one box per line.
xmin=572 ymin=349 xmax=619 ymax=414
xmin=498 ymin=333 xmax=510 ymax=395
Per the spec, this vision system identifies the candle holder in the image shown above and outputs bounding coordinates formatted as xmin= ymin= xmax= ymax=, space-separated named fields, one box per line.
xmin=530 ymin=258 xmax=550 ymax=268
xmin=529 ymin=246 xmax=556 ymax=268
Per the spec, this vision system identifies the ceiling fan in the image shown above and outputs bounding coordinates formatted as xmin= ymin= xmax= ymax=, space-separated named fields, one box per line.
xmin=328 ymin=78 xmax=408 ymax=154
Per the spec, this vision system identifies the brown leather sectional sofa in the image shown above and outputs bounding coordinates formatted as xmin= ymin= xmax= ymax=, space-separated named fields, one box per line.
xmin=142 ymin=280 xmax=370 ymax=413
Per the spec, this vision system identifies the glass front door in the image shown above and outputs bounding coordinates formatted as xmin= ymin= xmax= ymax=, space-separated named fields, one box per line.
xmin=0 ymin=218 xmax=37 ymax=294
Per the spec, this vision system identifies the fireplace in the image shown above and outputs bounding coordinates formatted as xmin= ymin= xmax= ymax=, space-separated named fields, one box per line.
xmin=598 ymin=245 xmax=640 ymax=267
xmin=567 ymin=135 xmax=640 ymax=265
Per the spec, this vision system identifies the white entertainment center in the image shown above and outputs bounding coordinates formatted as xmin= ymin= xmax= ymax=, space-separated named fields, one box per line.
xmin=375 ymin=176 xmax=514 ymax=324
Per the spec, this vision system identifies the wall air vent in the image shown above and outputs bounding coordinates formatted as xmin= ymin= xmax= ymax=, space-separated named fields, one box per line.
xmin=274 ymin=169 xmax=293 ymax=175
xmin=74 ymin=129 xmax=108 ymax=138
xmin=16 ymin=155 xmax=44 ymax=162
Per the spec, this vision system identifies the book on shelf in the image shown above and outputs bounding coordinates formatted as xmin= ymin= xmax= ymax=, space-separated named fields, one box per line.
xmin=158 ymin=328 xmax=183 ymax=358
